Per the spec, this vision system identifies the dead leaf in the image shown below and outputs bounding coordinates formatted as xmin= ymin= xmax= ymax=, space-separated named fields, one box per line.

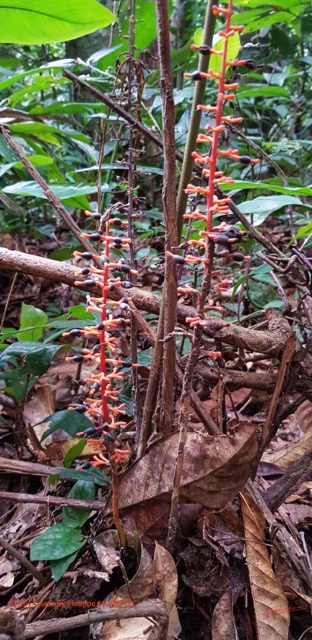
xmin=44 ymin=437 xmax=105 ymax=461
xmin=101 ymin=616 xmax=160 ymax=640
xmin=93 ymin=531 xmax=120 ymax=577
xmin=153 ymin=542 xmax=177 ymax=611
xmin=294 ymin=400 xmax=312 ymax=433
xmin=23 ymin=384 xmax=56 ymax=443
xmin=0 ymin=557 xmax=14 ymax=587
xmin=211 ymin=592 xmax=237 ymax=640
xmin=240 ymin=491 xmax=290 ymax=640
xmin=199 ymin=508 xmax=244 ymax=559
xmin=112 ymin=424 xmax=259 ymax=511
xmin=123 ymin=501 xmax=170 ymax=555
xmin=263 ymin=430 xmax=312 ymax=471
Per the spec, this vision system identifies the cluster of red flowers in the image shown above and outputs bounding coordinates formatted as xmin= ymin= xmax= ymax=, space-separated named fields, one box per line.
xmin=170 ymin=1 xmax=259 ymax=309
xmin=63 ymin=212 xmax=135 ymax=468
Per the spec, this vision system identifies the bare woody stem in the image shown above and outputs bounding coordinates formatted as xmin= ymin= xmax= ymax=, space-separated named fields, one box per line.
xmin=156 ymin=0 xmax=178 ymax=434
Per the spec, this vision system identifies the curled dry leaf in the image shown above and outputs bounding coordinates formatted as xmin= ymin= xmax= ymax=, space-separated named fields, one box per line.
xmin=0 ymin=557 xmax=14 ymax=588
xmin=93 ymin=531 xmax=120 ymax=577
xmin=113 ymin=424 xmax=259 ymax=511
xmin=294 ymin=400 xmax=312 ymax=433
xmin=211 ymin=591 xmax=237 ymax=640
xmin=23 ymin=383 xmax=56 ymax=443
xmin=240 ymin=491 xmax=290 ymax=640
xmin=263 ymin=430 xmax=312 ymax=471
xmin=153 ymin=542 xmax=177 ymax=611
xmin=99 ymin=536 xmax=159 ymax=640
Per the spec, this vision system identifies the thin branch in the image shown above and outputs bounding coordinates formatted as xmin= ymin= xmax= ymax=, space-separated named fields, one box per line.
xmin=0 ymin=126 xmax=98 ymax=261
xmin=23 ymin=600 xmax=168 ymax=640
xmin=263 ymin=450 xmax=312 ymax=512
xmin=0 ymin=248 xmax=291 ymax=355
xmin=0 ymin=535 xmax=45 ymax=584
xmin=0 ymin=490 xmax=107 ymax=511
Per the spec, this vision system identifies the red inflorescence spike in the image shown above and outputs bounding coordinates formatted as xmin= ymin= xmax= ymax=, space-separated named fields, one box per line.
xmin=64 ymin=210 xmax=133 ymax=469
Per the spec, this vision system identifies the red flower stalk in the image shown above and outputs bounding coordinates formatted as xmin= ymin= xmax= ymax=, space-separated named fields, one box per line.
xmin=64 ymin=213 xmax=133 ymax=519
xmin=172 ymin=1 xmax=258 ymax=304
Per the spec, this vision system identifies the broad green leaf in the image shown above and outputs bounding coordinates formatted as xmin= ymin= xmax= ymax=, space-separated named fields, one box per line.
xmin=0 ymin=155 xmax=53 ymax=178
xmin=18 ymin=303 xmax=48 ymax=342
xmin=0 ymin=0 xmax=116 ymax=45
xmin=69 ymin=305 xmax=94 ymax=320
xmin=30 ymin=523 xmax=85 ymax=561
xmin=40 ymin=410 xmax=95 ymax=441
xmin=96 ymin=1 xmax=156 ymax=70
xmin=63 ymin=439 xmax=87 ymax=469
xmin=210 ymin=32 xmax=240 ymax=75
xmin=220 ymin=181 xmax=312 ymax=197
xmin=238 ymin=195 xmax=304 ymax=226
xmin=193 ymin=30 xmax=240 ymax=76
xmin=62 ymin=480 xmax=95 ymax=528
xmin=0 ymin=341 xmax=59 ymax=373
xmin=296 ymin=222 xmax=312 ymax=239
xmin=8 ymin=122 xmax=65 ymax=146
xmin=50 ymin=467 xmax=108 ymax=486
xmin=3 ymin=180 xmax=110 ymax=203
xmin=0 ymin=342 xmax=60 ymax=403
xmin=50 ymin=551 xmax=78 ymax=581
xmin=237 ymin=85 xmax=289 ymax=99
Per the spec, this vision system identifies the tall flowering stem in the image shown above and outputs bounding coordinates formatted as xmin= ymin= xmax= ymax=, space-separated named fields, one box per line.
xmin=64 ymin=212 xmax=137 ymax=547
xmin=167 ymin=1 xmax=259 ymax=550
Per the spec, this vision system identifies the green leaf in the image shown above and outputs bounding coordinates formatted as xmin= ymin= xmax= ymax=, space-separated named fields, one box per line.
xmin=220 ymin=181 xmax=312 ymax=197
xmin=40 ymin=410 xmax=95 ymax=441
xmin=50 ymin=550 xmax=79 ymax=581
xmin=296 ymin=222 xmax=312 ymax=238
xmin=3 ymin=180 xmax=110 ymax=203
xmin=52 ymin=467 xmax=108 ymax=486
xmin=210 ymin=32 xmax=240 ymax=75
xmin=30 ymin=523 xmax=85 ymax=561
xmin=0 ymin=342 xmax=60 ymax=403
xmin=0 ymin=342 xmax=59 ymax=374
xmin=0 ymin=0 xmax=116 ymax=45
xmin=194 ymin=28 xmax=203 ymax=47
xmin=237 ymin=85 xmax=290 ymax=99
xmin=0 ymin=155 xmax=53 ymax=178
xmin=238 ymin=195 xmax=304 ymax=225
xmin=62 ymin=480 xmax=95 ymax=528
xmin=63 ymin=439 xmax=87 ymax=469
xmin=18 ymin=303 xmax=48 ymax=342
xmin=96 ymin=1 xmax=156 ymax=70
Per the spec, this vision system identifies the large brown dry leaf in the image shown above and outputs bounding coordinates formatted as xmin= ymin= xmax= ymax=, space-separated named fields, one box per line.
xmin=211 ymin=592 xmax=237 ymax=640
xmin=23 ymin=384 xmax=56 ymax=442
xmin=263 ymin=430 xmax=312 ymax=471
xmin=114 ymin=424 xmax=259 ymax=511
xmin=101 ymin=617 xmax=161 ymax=640
xmin=295 ymin=400 xmax=312 ymax=432
xmin=153 ymin=542 xmax=177 ymax=612
xmin=240 ymin=491 xmax=289 ymax=640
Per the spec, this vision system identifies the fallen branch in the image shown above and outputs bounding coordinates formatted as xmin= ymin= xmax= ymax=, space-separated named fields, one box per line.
xmin=263 ymin=450 xmax=312 ymax=512
xmin=0 ymin=490 xmax=106 ymax=511
xmin=0 ymin=534 xmax=45 ymax=584
xmin=23 ymin=600 xmax=168 ymax=639
xmin=0 ymin=248 xmax=289 ymax=355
